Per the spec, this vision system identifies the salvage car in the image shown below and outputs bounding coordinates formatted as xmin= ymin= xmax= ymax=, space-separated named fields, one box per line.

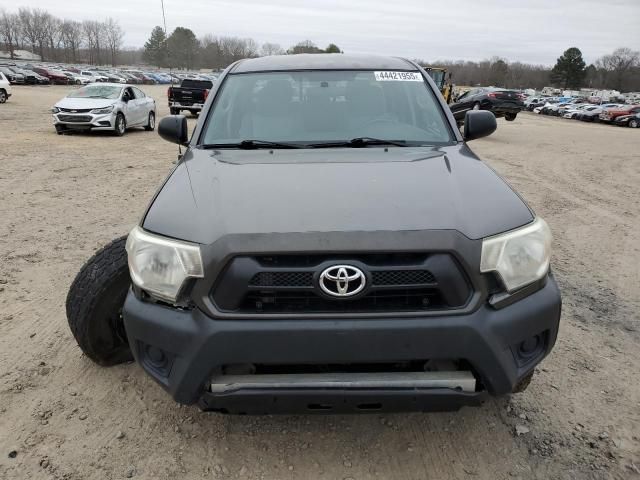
xmin=61 ymin=71 xmax=91 ymax=85
xmin=66 ymin=54 xmax=561 ymax=414
xmin=600 ymin=104 xmax=640 ymax=123
xmin=0 ymin=71 xmax=12 ymax=103
xmin=51 ymin=83 xmax=156 ymax=136
xmin=32 ymin=67 xmax=70 ymax=85
xmin=613 ymin=112 xmax=640 ymax=128
xmin=0 ymin=65 xmax=25 ymax=84
xmin=562 ymin=104 xmax=596 ymax=119
xmin=450 ymin=87 xmax=524 ymax=123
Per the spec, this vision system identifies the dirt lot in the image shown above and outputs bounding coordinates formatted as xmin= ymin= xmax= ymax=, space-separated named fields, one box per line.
xmin=0 ymin=85 xmax=638 ymax=480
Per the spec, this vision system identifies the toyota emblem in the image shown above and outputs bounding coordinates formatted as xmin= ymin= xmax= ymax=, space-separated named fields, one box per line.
xmin=319 ymin=265 xmax=366 ymax=298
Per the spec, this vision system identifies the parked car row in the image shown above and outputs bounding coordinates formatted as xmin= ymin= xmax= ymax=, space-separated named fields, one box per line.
xmin=532 ymin=98 xmax=640 ymax=127
xmin=0 ymin=61 xmax=219 ymax=87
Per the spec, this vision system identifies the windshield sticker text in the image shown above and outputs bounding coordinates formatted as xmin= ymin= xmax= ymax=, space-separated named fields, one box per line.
xmin=374 ymin=71 xmax=422 ymax=82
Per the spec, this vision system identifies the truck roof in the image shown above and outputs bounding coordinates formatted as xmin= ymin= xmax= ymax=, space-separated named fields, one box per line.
xmin=231 ymin=54 xmax=417 ymax=73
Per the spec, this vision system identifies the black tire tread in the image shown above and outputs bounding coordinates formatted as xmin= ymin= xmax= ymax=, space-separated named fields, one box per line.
xmin=66 ymin=236 xmax=133 ymax=366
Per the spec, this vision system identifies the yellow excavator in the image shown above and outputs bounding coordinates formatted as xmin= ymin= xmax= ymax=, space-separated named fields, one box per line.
xmin=423 ymin=67 xmax=453 ymax=104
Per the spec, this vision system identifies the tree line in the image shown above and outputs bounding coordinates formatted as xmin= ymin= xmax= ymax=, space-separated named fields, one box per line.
xmin=1 ymin=7 xmax=638 ymax=92
xmin=0 ymin=7 xmax=123 ymax=66
xmin=422 ymin=47 xmax=639 ymax=92
xmin=142 ymin=26 xmax=341 ymax=70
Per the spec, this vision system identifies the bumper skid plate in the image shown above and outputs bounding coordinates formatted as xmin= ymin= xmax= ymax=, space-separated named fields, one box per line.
xmin=210 ymin=371 xmax=476 ymax=393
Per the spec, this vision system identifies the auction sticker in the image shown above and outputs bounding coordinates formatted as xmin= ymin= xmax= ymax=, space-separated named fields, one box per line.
xmin=374 ymin=71 xmax=422 ymax=81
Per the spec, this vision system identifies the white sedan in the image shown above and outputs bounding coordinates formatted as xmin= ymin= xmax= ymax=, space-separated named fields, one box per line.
xmin=51 ymin=83 xmax=156 ymax=136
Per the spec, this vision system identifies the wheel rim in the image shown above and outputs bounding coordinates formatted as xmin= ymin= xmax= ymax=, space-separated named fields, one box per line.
xmin=473 ymin=103 xmax=480 ymax=110
xmin=117 ymin=116 xmax=125 ymax=134
xmin=631 ymin=120 xmax=638 ymax=128
xmin=149 ymin=113 xmax=155 ymax=129
xmin=0 ymin=92 xmax=5 ymax=103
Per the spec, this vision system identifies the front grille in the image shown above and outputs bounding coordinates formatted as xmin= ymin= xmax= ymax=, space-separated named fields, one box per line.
xmin=59 ymin=108 xmax=93 ymax=113
xmin=58 ymin=114 xmax=92 ymax=122
xmin=241 ymin=288 xmax=445 ymax=314
xmin=248 ymin=269 xmax=436 ymax=288
xmin=212 ymin=254 xmax=472 ymax=316
xmin=372 ymin=270 xmax=435 ymax=286
xmin=249 ymin=271 xmax=313 ymax=287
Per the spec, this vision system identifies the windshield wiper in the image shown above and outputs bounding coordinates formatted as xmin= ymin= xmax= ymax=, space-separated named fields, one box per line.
xmin=201 ymin=139 xmax=307 ymax=150
xmin=310 ymin=137 xmax=409 ymax=148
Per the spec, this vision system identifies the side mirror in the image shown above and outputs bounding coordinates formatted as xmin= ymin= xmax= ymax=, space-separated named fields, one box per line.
xmin=158 ymin=115 xmax=189 ymax=145
xmin=463 ymin=110 xmax=497 ymax=141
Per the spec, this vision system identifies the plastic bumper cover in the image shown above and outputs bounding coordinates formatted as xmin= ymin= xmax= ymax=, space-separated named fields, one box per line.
xmin=122 ymin=275 xmax=561 ymax=412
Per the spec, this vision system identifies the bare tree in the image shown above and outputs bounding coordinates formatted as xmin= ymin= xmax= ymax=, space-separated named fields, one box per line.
xmin=60 ymin=19 xmax=82 ymax=63
xmin=42 ymin=13 xmax=61 ymax=61
xmin=104 ymin=18 xmax=123 ymax=66
xmin=596 ymin=47 xmax=640 ymax=91
xmin=28 ymin=8 xmax=50 ymax=61
xmin=18 ymin=8 xmax=38 ymax=56
xmin=0 ymin=10 xmax=21 ymax=59
xmin=260 ymin=42 xmax=284 ymax=56
xmin=83 ymin=20 xmax=105 ymax=64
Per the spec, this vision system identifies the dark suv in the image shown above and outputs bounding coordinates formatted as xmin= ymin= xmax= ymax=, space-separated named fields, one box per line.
xmin=450 ymin=87 xmax=525 ymax=123
xmin=67 ymin=54 xmax=561 ymax=414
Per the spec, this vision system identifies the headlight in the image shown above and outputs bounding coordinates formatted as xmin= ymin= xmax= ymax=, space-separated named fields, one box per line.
xmin=91 ymin=105 xmax=114 ymax=114
xmin=480 ymin=217 xmax=552 ymax=293
xmin=51 ymin=107 xmax=60 ymax=113
xmin=125 ymin=226 xmax=204 ymax=303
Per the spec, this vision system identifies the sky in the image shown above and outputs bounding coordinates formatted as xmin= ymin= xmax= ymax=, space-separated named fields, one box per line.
xmin=3 ymin=0 xmax=639 ymax=65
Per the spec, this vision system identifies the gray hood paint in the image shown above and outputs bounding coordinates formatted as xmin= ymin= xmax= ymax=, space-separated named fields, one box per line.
xmin=54 ymin=97 xmax=116 ymax=110
xmin=143 ymin=145 xmax=533 ymax=245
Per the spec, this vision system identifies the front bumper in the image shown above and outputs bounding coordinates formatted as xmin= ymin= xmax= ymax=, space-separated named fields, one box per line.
xmin=122 ymin=275 xmax=561 ymax=413
xmin=52 ymin=112 xmax=116 ymax=131
xmin=169 ymin=101 xmax=203 ymax=110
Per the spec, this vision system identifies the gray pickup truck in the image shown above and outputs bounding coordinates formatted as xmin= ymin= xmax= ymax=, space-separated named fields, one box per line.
xmin=168 ymin=78 xmax=213 ymax=116
xmin=67 ymin=54 xmax=561 ymax=414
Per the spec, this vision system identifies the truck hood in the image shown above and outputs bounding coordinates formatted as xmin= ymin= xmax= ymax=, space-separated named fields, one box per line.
xmin=55 ymin=97 xmax=116 ymax=110
xmin=143 ymin=145 xmax=534 ymax=244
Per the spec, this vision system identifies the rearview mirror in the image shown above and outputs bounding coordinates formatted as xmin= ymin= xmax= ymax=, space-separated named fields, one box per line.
xmin=463 ymin=110 xmax=497 ymax=141
xmin=158 ymin=115 xmax=189 ymax=145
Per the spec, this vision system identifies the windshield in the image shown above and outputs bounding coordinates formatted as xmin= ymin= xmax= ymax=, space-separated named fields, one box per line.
xmin=426 ymin=70 xmax=445 ymax=89
xmin=201 ymin=70 xmax=453 ymax=147
xmin=67 ymin=85 xmax=122 ymax=99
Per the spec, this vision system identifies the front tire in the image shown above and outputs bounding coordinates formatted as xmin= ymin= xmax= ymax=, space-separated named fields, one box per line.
xmin=0 ymin=89 xmax=6 ymax=103
xmin=144 ymin=111 xmax=156 ymax=131
xmin=114 ymin=113 xmax=126 ymax=136
xmin=66 ymin=236 xmax=133 ymax=366
xmin=629 ymin=119 xmax=638 ymax=128
xmin=505 ymin=113 xmax=517 ymax=121
xmin=472 ymin=102 xmax=481 ymax=111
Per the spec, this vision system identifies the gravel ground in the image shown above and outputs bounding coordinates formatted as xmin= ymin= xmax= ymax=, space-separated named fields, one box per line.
xmin=0 ymin=85 xmax=638 ymax=480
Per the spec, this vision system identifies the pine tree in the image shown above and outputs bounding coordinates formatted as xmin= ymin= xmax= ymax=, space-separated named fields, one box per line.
xmin=551 ymin=47 xmax=586 ymax=89
xmin=143 ymin=26 xmax=167 ymax=67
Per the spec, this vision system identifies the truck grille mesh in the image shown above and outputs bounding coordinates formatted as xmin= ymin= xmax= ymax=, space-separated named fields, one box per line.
xmin=211 ymin=253 xmax=471 ymax=316
xmin=249 ymin=270 xmax=436 ymax=288
xmin=58 ymin=114 xmax=92 ymax=122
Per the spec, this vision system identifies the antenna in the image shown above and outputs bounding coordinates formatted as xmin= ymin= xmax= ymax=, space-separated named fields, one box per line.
xmin=161 ymin=0 xmax=168 ymax=36
xmin=160 ymin=0 xmax=172 ymax=79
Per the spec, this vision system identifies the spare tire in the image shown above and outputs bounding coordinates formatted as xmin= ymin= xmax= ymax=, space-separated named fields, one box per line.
xmin=66 ymin=236 xmax=133 ymax=366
